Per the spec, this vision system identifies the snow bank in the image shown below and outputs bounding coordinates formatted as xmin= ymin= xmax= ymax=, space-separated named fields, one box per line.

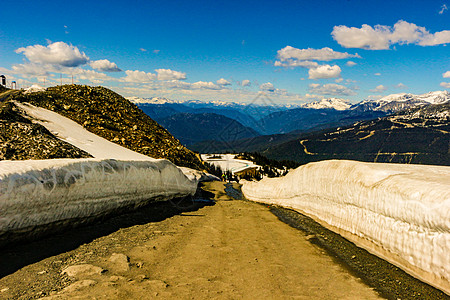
xmin=0 ymin=158 xmax=197 ymax=244
xmin=242 ymin=160 xmax=450 ymax=293
xmin=201 ymin=154 xmax=259 ymax=174
xmin=178 ymin=167 xmax=220 ymax=182
xmin=15 ymin=101 xmax=153 ymax=161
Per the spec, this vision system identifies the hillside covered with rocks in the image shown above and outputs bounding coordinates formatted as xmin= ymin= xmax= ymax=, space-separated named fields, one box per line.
xmin=0 ymin=100 xmax=92 ymax=160
xmin=1 ymin=85 xmax=204 ymax=170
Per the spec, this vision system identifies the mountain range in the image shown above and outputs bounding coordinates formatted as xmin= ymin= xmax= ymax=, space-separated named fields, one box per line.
xmin=132 ymin=91 xmax=450 ymax=147
xmin=258 ymin=103 xmax=450 ymax=166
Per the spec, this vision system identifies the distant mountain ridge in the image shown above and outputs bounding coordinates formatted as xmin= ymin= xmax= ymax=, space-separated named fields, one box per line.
xmin=157 ymin=112 xmax=260 ymax=146
xmin=301 ymin=98 xmax=351 ymax=110
xmin=132 ymin=91 xmax=449 ymax=138
xmin=261 ymin=102 xmax=450 ymax=166
xmin=354 ymin=91 xmax=450 ymax=113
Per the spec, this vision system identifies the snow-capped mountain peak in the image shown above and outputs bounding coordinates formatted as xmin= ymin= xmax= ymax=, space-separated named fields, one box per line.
xmin=416 ymin=90 xmax=450 ymax=104
xmin=302 ymin=98 xmax=351 ymax=110
xmin=355 ymin=90 xmax=450 ymax=113
xmin=127 ymin=96 xmax=177 ymax=104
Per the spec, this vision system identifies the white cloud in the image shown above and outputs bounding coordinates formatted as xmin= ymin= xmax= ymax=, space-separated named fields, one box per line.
xmin=370 ymin=84 xmax=388 ymax=92
xmin=367 ymin=95 xmax=383 ymax=100
xmin=10 ymin=63 xmax=52 ymax=77
xmin=153 ymin=49 xmax=160 ymax=54
xmin=216 ymin=78 xmax=231 ymax=86
xmin=259 ymin=82 xmax=275 ymax=92
xmin=443 ymin=71 xmax=450 ymax=78
xmin=308 ymin=83 xmax=356 ymax=96
xmin=346 ymin=61 xmax=357 ymax=67
xmin=439 ymin=4 xmax=448 ymax=14
xmin=274 ymin=60 xmax=319 ymax=68
xmin=440 ymin=82 xmax=450 ymax=88
xmin=90 ymin=59 xmax=122 ymax=72
xmin=241 ymin=79 xmax=251 ymax=87
xmin=395 ymin=83 xmax=407 ymax=89
xmin=3 ymin=62 xmax=112 ymax=84
xmin=276 ymin=46 xmax=360 ymax=64
xmin=374 ymin=73 xmax=381 ymax=76
xmin=308 ymin=65 xmax=341 ymax=79
xmin=15 ymin=42 xmax=89 ymax=67
xmin=191 ymin=81 xmax=221 ymax=90
xmin=155 ymin=69 xmax=186 ymax=80
xmin=335 ymin=78 xmax=344 ymax=83
xmin=332 ymin=20 xmax=450 ymax=49
xmin=139 ymin=48 xmax=147 ymax=52
xmin=123 ymin=70 xmax=156 ymax=83
xmin=71 ymin=69 xmax=111 ymax=83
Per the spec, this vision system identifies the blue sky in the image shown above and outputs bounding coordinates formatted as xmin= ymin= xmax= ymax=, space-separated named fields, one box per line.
xmin=0 ymin=0 xmax=449 ymax=104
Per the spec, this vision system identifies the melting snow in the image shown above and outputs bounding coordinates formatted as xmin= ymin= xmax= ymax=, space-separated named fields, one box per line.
xmin=0 ymin=101 xmax=206 ymax=243
xmin=242 ymin=160 xmax=450 ymax=293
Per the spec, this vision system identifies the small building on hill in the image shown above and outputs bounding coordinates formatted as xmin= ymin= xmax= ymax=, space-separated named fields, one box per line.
xmin=0 ymin=75 xmax=6 ymax=87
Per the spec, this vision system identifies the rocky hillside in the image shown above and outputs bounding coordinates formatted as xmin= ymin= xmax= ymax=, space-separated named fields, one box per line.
xmin=0 ymin=100 xmax=91 ymax=160
xmin=4 ymin=85 xmax=204 ymax=170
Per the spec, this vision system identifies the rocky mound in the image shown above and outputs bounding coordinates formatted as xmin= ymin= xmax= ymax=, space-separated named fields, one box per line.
xmin=0 ymin=101 xmax=91 ymax=160
xmin=9 ymin=85 xmax=204 ymax=170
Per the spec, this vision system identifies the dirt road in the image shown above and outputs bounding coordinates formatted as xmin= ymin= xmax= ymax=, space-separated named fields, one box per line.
xmin=1 ymin=182 xmax=383 ymax=299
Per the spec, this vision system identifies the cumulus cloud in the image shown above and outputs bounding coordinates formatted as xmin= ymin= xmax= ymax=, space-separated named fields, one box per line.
xmin=216 ymin=78 xmax=231 ymax=86
xmin=346 ymin=61 xmax=357 ymax=67
xmin=123 ymin=70 xmax=156 ymax=83
xmin=259 ymin=82 xmax=275 ymax=92
xmin=155 ymin=69 xmax=186 ymax=80
xmin=274 ymin=60 xmax=319 ymax=68
xmin=71 ymin=69 xmax=111 ymax=83
xmin=335 ymin=78 xmax=344 ymax=83
xmin=308 ymin=83 xmax=356 ymax=96
xmin=90 ymin=59 xmax=122 ymax=72
xmin=139 ymin=48 xmax=147 ymax=52
xmin=374 ymin=73 xmax=381 ymax=76
xmin=191 ymin=81 xmax=221 ymax=90
xmin=440 ymin=82 xmax=450 ymax=88
xmin=396 ymin=83 xmax=407 ymax=89
xmin=439 ymin=4 xmax=448 ymax=14
xmin=443 ymin=71 xmax=450 ymax=78
xmin=276 ymin=46 xmax=360 ymax=66
xmin=308 ymin=64 xmax=341 ymax=79
xmin=15 ymin=41 xmax=89 ymax=67
xmin=10 ymin=63 xmax=52 ymax=77
xmin=3 ymin=62 xmax=112 ymax=83
xmin=370 ymin=85 xmax=388 ymax=92
xmin=241 ymin=79 xmax=251 ymax=87
xmin=332 ymin=20 xmax=450 ymax=50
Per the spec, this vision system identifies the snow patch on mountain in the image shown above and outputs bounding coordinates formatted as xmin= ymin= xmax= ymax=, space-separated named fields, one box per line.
xmin=302 ymin=98 xmax=351 ymax=110
xmin=24 ymin=84 xmax=46 ymax=94
xmin=357 ymin=91 xmax=450 ymax=112
xmin=15 ymin=101 xmax=152 ymax=161
xmin=127 ymin=96 xmax=176 ymax=104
